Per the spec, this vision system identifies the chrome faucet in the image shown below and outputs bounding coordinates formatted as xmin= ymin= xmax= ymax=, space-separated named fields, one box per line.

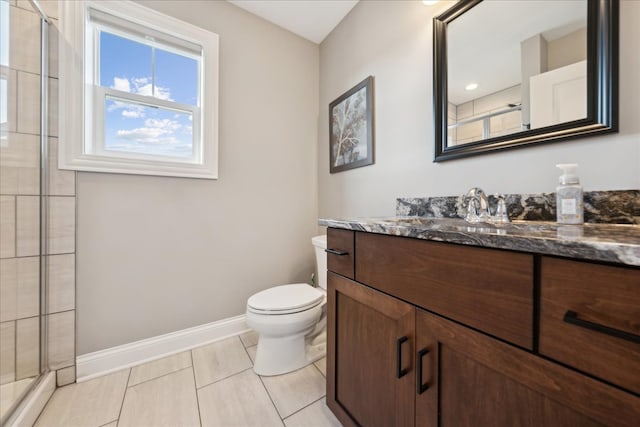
xmin=465 ymin=188 xmax=491 ymax=223
xmin=464 ymin=188 xmax=510 ymax=223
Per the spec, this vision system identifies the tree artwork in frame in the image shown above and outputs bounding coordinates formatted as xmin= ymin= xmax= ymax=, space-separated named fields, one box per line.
xmin=329 ymin=76 xmax=374 ymax=173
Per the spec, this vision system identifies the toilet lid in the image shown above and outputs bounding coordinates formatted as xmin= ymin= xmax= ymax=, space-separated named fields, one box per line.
xmin=247 ymin=284 xmax=324 ymax=314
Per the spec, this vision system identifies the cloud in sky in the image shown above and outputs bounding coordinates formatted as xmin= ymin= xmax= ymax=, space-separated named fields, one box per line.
xmin=110 ymin=76 xmax=173 ymax=118
xmin=116 ymin=118 xmax=182 ymax=145
xmin=112 ymin=77 xmax=131 ymax=92
xmin=121 ymin=109 xmax=144 ymax=118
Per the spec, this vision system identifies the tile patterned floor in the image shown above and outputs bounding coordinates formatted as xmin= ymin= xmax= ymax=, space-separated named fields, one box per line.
xmin=34 ymin=330 xmax=341 ymax=427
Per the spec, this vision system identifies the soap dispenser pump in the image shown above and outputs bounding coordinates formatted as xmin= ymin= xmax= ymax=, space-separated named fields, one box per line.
xmin=556 ymin=163 xmax=584 ymax=224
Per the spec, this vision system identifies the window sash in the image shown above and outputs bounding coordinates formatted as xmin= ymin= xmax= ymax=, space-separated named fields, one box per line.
xmin=93 ymin=25 xmax=202 ymax=109
xmin=91 ymin=86 xmax=202 ymax=164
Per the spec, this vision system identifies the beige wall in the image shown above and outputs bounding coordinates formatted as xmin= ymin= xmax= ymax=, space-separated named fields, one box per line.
xmin=76 ymin=1 xmax=319 ymax=354
xmin=318 ymin=0 xmax=640 ymax=219
xmin=548 ymin=27 xmax=587 ymax=71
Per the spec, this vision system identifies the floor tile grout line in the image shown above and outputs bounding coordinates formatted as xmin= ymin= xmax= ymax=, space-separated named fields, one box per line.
xmin=281 ymin=394 xmax=326 ymax=422
xmin=190 ymin=350 xmax=204 ymax=427
xmin=256 ymin=371 xmax=288 ymax=423
xmin=195 ymin=366 xmax=255 ymax=391
xmin=239 ymin=331 xmax=254 ymax=349
xmin=312 ymin=360 xmax=326 ymax=378
xmin=127 ymin=365 xmax=193 ymax=389
xmin=127 ymin=356 xmax=193 ymax=388
xmin=115 ymin=368 xmax=132 ymax=426
xmin=240 ymin=337 xmax=255 ymax=365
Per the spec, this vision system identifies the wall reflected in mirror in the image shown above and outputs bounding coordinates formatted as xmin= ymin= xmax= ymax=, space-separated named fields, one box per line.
xmin=446 ymin=1 xmax=587 ymax=147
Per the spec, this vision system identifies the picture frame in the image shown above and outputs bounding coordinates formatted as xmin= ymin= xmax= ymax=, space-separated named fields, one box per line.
xmin=329 ymin=76 xmax=374 ymax=173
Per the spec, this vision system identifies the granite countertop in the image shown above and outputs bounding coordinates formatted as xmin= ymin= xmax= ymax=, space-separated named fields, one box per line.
xmin=319 ymin=216 xmax=640 ymax=267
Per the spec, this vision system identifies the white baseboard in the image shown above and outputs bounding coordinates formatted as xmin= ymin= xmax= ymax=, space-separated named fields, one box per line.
xmin=76 ymin=314 xmax=250 ymax=382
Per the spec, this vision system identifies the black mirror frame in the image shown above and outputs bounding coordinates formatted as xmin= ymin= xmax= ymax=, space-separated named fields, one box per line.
xmin=433 ymin=0 xmax=618 ymax=162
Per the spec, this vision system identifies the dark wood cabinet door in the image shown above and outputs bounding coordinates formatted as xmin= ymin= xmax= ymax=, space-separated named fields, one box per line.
xmin=416 ymin=309 xmax=640 ymax=427
xmin=327 ymin=272 xmax=415 ymax=427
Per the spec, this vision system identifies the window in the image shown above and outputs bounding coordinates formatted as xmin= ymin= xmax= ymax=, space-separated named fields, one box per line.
xmin=59 ymin=0 xmax=219 ymax=179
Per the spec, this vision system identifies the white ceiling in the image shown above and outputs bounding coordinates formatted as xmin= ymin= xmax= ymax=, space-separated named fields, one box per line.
xmin=227 ymin=0 xmax=359 ymax=44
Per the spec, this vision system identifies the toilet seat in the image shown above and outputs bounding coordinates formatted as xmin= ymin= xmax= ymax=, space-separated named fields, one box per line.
xmin=247 ymin=284 xmax=324 ymax=315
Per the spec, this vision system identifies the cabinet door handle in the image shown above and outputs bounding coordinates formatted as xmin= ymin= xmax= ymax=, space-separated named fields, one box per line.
xmin=396 ymin=336 xmax=409 ymax=378
xmin=417 ymin=347 xmax=430 ymax=394
xmin=325 ymin=248 xmax=349 ymax=256
xmin=563 ymin=310 xmax=640 ymax=344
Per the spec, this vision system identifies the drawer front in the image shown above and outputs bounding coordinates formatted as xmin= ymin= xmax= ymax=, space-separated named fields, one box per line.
xmin=539 ymin=257 xmax=640 ymax=394
xmin=326 ymin=228 xmax=355 ymax=279
xmin=356 ymin=233 xmax=534 ymax=349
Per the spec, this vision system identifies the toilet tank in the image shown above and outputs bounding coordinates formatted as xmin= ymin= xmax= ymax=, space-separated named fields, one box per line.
xmin=311 ymin=235 xmax=327 ymax=290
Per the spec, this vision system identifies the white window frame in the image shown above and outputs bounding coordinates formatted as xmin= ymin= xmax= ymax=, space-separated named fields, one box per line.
xmin=59 ymin=0 xmax=219 ymax=179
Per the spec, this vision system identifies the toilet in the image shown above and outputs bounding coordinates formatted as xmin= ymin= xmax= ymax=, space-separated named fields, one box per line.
xmin=246 ymin=235 xmax=328 ymax=376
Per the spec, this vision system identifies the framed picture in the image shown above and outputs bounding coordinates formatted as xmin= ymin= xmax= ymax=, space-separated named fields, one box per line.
xmin=329 ymin=76 xmax=374 ymax=173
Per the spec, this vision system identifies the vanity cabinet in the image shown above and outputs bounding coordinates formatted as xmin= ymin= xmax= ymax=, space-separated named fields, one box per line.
xmin=326 ymin=230 xmax=640 ymax=427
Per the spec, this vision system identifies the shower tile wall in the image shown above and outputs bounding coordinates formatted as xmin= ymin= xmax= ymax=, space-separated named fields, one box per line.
xmin=0 ymin=0 xmax=77 ymax=390
xmin=452 ymin=85 xmax=522 ymax=145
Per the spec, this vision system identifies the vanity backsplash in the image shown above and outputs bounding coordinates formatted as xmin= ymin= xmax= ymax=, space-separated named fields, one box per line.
xmin=397 ymin=190 xmax=640 ymax=225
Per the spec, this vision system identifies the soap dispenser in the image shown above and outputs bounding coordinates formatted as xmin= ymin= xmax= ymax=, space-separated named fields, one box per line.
xmin=555 ymin=164 xmax=584 ymax=224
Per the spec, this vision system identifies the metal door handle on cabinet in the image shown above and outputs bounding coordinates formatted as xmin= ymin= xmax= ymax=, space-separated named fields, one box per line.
xmin=417 ymin=348 xmax=430 ymax=394
xmin=563 ymin=310 xmax=640 ymax=344
xmin=396 ymin=336 xmax=409 ymax=378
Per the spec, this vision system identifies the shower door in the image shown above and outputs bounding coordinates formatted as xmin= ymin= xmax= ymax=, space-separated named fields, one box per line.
xmin=0 ymin=0 xmax=49 ymax=423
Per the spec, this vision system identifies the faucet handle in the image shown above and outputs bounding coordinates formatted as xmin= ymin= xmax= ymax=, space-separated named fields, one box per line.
xmin=492 ymin=194 xmax=510 ymax=223
xmin=465 ymin=197 xmax=481 ymax=223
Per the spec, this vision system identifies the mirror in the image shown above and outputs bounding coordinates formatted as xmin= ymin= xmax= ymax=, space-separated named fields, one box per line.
xmin=433 ymin=0 xmax=618 ymax=162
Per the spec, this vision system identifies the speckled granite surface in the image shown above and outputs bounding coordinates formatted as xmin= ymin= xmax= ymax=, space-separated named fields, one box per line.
xmin=396 ymin=190 xmax=640 ymax=224
xmin=318 ymin=217 xmax=640 ymax=267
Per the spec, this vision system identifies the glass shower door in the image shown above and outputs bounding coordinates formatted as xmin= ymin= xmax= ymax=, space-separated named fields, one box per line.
xmin=0 ymin=0 xmax=49 ymax=423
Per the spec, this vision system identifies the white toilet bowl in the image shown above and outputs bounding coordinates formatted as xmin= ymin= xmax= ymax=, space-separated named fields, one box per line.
xmin=246 ymin=235 xmax=328 ymax=376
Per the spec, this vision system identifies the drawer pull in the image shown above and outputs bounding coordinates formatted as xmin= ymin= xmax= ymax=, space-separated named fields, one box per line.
xmin=417 ymin=347 xmax=430 ymax=394
xmin=563 ymin=310 xmax=640 ymax=344
xmin=325 ymin=248 xmax=349 ymax=256
xmin=396 ymin=336 xmax=409 ymax=378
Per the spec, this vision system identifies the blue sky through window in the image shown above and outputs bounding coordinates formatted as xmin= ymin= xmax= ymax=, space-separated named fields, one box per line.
xmin=105 ymin=98 xmax=193 ymax=158
xmin=100 ymin=31 xmax=198 ymax=158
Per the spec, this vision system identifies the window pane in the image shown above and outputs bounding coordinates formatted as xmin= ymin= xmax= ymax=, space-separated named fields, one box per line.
xmin=99 ymin=31 xmax=152 ymax=94
xmin=155 ymin=48 xmax=198 ymax=106
xmin=104 ymin=97 xmax=193 ymax=158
